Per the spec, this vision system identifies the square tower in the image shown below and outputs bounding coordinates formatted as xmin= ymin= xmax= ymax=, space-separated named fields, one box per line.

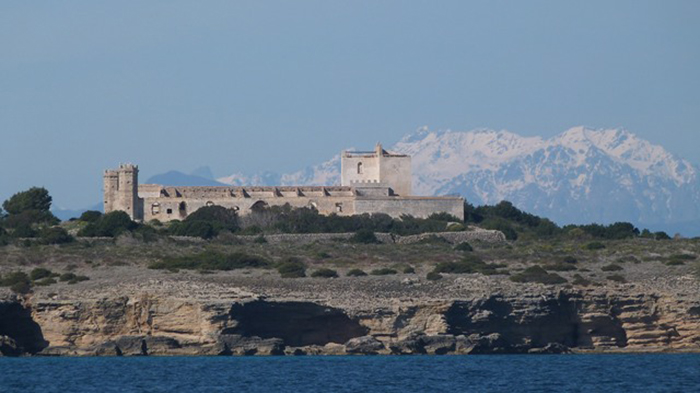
xmin=103 ymin=163 xmax=141 ymax=221
xmin=341 ymin=143 xmax=412 ymax=196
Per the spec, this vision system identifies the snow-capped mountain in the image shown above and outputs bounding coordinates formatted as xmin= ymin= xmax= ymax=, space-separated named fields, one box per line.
xmin=217 ymin=127 xmax=700 ymax=233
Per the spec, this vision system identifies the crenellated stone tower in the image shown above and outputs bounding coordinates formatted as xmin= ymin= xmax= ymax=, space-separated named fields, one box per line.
xmin=104 ymin=164 xmax=141 ymax=221
xmin=340 ymin=143 xmax=412 ymax=196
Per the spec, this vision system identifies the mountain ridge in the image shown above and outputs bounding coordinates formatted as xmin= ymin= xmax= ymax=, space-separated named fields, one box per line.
xmin=214 ymin=126 xmax=700 ymax=235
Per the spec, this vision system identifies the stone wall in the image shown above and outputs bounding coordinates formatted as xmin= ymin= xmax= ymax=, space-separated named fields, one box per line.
xmin=353 ymin=197 xmax=464 ymax=220
xmin=231 ymin=229 xmax=505 ymax=245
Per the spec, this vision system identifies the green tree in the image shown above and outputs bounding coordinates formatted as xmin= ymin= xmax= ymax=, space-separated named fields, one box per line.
xmin=2 ymin=187 xmax=53 ymax=215
xmin=1 ymin=187 xmax=59 ymax=228
xmin=185 ymin=206 xmax=239 ymax=232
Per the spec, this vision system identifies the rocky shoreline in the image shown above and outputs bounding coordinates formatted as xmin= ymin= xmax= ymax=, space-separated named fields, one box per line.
xmin=2 ymin=269 xmax=699 ymax=357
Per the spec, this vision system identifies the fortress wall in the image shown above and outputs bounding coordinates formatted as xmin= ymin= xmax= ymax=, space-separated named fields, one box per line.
xmin=353 ymin=197 xmax=464 ymax=220
xmin=139 ymin=194 xmax=358 ymax=223
xmin=137 ymin=189 xmax=463 ymax=223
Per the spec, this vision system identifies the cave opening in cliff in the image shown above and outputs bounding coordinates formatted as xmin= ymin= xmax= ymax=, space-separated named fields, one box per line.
xmin=0 ymin=302 xmax=49 ymax=355
xmin=225 ymin=301 xmax=368 ymax=347
xmin=445 ymin=295 xmax=585 ymax=351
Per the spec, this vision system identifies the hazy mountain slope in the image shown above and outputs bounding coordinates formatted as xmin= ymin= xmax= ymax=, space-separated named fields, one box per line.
xmin=146 ymin=171 xmax=228 ymax=187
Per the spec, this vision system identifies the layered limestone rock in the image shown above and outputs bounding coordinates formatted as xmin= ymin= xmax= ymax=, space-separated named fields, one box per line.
xmin=1 ymin=284 xmax=699 ymax=356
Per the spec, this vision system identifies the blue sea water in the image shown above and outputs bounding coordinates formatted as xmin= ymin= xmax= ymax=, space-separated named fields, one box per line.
xmin=1 ymin=354 xmax=699 ymax=393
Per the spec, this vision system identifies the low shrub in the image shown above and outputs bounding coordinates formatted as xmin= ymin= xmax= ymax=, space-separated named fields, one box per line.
xmin=446 ymin=222 xmax=465 ymax=232
xmin=57 ymin=272 xmax=90 ymax=284
xmin=669 ymin=254 xmax=696 ymax=261
xmin=1 ymin=271 xmax=31 ymax=293
xmin=571 ymin=274 xmax=592 ymax=287
xmin=403 ymin=266 xmax=415 ymax=274
xmin=172 ymin=220 xmax=215 ymax=239
xmin=34 ymin=277 xmax=57 ymax=286
xmin=67 ymin=275 xmax=90 ymax=285
xmin=12 ymin=224 xmax=37 ymax=238
xmin=350 ymin=229 xmax=380 ymax=244
xmin=665 ymin=259 xmax=685 ymax=266
xmin=79 ymin=210 xmax=103 ymax=223
xmin=149 ymin=251 xmax=270 ymax=271
xmin=616 ymin=256 xmax=641 ymax=264
xmin=0 ymin=227 xmax=8 ymax=246
xmin=253 ymin=235 xmax=267 ymax=244
xmin=346 ymin=269 xmax=367 ymax=277
xmin=59 ymin=272 xmax=78 ymax=282
xmin=606 ymin=274 xmax=626 ymax=283
xmin=433 ymin=255 xmax=507 ymax=275
xmin=454 ymin=242 xmax=474 ymax=252
xmin=426 ymin=271 xmax=443 ymax=281
xmin=310 ymin=268 xmax=338 ymax=278
xmin=78 ymin=211 xmax=138 ymax=237
xmin=601 ymin=264 xmax=623 ymax=272
xmin=30 ymin=268 xmax=54 ymax=281
xmin=39 ymin=227 xmax=74 ymax=245
xmin=562 ymin=256 xmax=578 ymax=264
xmin=314 ymin=251 xmax=332 ymax=259
xmin=545 ymin=262 xmax=577 ymax=272
xmin=11 ymin=280 xmax=31 ymax=294
xmin=370 ymin=268 xmax=397 ymax=276
xmin=277 ymin=257 xmax=306 ymax=278
xmin=480 ymin=217 xmax=518 ymax=241
xmin=509 ymin=266 xmax=567 ymax=285
xmin=585 ymin=242 xmax=606 ymax=250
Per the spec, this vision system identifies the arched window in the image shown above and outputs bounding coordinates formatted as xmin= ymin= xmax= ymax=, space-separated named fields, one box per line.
xmin=357 ymin=162 xmax=363 ymax=174
xmin=251 ymin=200 xmax=269 ymax=212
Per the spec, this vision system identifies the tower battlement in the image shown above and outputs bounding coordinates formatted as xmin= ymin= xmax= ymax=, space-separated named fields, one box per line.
xmin=340 ymin=143 xmax=411 ymax=196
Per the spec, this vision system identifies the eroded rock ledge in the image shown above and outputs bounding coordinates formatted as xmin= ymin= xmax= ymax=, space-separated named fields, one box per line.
xmin=2 ymin=285 xmax=699 ymax=356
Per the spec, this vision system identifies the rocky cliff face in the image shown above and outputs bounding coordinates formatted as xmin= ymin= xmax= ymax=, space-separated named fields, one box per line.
xmin=2 ymin=281 xmax=699 ymax=356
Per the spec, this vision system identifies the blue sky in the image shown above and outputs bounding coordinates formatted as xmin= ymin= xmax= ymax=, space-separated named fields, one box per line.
xmin=1 ymin=1 xmax=698 ymax=209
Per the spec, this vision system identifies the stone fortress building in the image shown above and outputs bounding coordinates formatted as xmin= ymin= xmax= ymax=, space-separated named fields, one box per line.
xmin=104 ymin=144 xmax=464 ymax=222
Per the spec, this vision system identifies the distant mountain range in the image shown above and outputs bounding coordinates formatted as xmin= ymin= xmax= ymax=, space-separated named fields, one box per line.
xmin=56 ymin=127 xmax=699 ymax=236
xmin=214 ymin=127 xmax=700 ymax=236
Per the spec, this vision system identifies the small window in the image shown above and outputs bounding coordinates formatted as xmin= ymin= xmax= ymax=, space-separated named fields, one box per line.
xmin=151 ymin=203 xmax=160 ymax=215
xmin=335 ymin=202 xmax=343 ymax=213
xmin=166 ymin=208 xmax=173 ymax=214
xmin=179 ymin=202 xmax=186 ymax=211
xmin=357 ymin=162 xmax=363 ymax=174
